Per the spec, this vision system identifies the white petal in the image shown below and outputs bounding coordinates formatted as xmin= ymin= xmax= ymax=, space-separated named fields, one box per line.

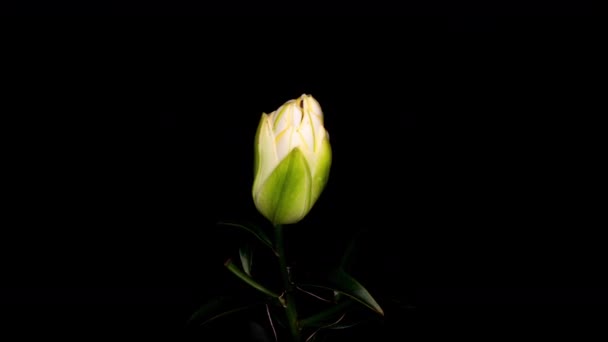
xmin=305 ymin=99 xmax=325 ymax=151
xmin=253 ymin=114 xmax=279 ymax=196
xmin=297 ymin=119 xmax=314 ymax=152
xmin=272 ymin=104 xmax=289 ymax=135
xmin=275 ymin=126 xmax=294 ymax=162
xmin=304 ymin=95 xmax=323 ymax=119
xmin=290 ymin=102 xmax=303 ymax=128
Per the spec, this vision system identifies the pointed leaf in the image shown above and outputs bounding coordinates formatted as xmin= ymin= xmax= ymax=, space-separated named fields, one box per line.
xmin=217 ymin=221 xmax=275 ymax=252
xmin=328 ymin=270 xmax=383 ymax=316
xmin=296 ymin=285 xmax=334 ymax=303
xmin=187 ymin=296 xmax=250 ymax=326
xmin=300 ymin=299 xmax=353 ymax=328
xmin=305 ymin=330 xmax=321 ymax=342
xmin=324 ymin=320 xmax=365 ymax=330
xmin=225 ymin=259 xmax=281 ymax=299
xmin=300 ymin=272 xmax=383 ymax=317
xmin=239 ymin=244 xmax=253 ymax=276
xmin=305 ymin=312 xmax=349 ymax=342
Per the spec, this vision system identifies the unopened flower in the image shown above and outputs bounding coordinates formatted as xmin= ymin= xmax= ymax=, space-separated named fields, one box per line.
xmin=252 ymin=94 xmax=332 ymax=225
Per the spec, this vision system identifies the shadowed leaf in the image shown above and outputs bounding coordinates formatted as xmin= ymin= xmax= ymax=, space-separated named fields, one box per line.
xmin=328 ymin=270 xmax=383 ymax=316
xmin=301 ymin=270 xmax=383 ymax=317
xmin=225 ymin=259 xmax=281 ymax=299
xmin=240 ymin=243 xmax=253 ymax=276
xmin=218 ymin=221 xmax=275 ymax=252
xmin=300 ymin=299 xmax=353 ymax=328
xmin=188 ymin=296 xmax=250 ymax=326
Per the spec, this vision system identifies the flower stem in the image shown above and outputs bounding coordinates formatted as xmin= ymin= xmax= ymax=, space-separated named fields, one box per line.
xmin=275 ymin=224 xmax=300 ymax=342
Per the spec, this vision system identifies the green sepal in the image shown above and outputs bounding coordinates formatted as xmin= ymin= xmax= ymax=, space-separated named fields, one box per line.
xmin=256 ymin=147 xmax=312 ymax=225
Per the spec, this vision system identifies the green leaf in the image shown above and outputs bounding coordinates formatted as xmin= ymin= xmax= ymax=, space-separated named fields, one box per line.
xmin=328 ymin=270 xmax=383 ymax=316
xmin=239 ymin=244 xmax=253 ymax=276
xmin=305 ymin=312 xmax=352 ymax=342
xmin=187 ymin=296 xmax=250 ymax=326
xmin=217 ymin=221 xmax=275 ymax=252
xmin=300 ymin=270 xmax=383 ymax=317
xmin=323 ymin=320 xmax=364 ymax=330
xmin=300 ymin=299 xmax=354 ymax=328
xmin=224 ymin=259 xmax=281 ymax=299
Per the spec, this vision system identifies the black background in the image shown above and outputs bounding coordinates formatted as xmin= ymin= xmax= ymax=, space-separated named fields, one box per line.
xmin=1 ymin=13 xmax=606 ymax=342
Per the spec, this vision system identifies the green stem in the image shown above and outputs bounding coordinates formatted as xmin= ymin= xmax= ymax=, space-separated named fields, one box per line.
xmin=275 ymin=224 xmax=300 ymax=342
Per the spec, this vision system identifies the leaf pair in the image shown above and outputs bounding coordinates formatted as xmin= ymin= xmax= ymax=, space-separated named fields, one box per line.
xmin=220 ymin=222 xmax=383 ymax=315
xmin=208 ymin=222 xmax=384 ymax=339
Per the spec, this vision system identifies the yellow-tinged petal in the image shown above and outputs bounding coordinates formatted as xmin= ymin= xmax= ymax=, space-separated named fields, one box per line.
xmin=272 ymin=100 xmax=295 ymax=133
xmin=252 ymin=113 xmax=278 ymax=198
xmin=275 ymin=126 xmax=294 ymax=162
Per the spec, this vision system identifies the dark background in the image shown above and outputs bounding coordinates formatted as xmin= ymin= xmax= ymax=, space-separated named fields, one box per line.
xmin=0 ymin=1 xmax=598 ymax=16
xmin=1 ymin=15 xmax=606 ymax=341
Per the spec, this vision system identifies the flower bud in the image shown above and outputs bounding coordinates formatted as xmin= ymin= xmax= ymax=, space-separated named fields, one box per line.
xmin=252 ymin=94 xmax=332 ymax=225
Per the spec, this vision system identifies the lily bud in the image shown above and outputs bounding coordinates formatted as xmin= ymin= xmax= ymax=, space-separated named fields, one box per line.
xmin=252 ymin=94 xmax=332 ymax=225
